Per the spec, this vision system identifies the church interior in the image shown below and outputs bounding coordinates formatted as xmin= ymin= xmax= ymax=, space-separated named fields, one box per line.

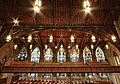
xmin=0 ymin=0 xmax=120 ymax=84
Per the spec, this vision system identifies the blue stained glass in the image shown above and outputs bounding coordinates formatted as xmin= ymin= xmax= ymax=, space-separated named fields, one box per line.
xmin=95 ymin=47 xmax=105 ymax=62
xmin=57 ymin=46 xmax=66 ymax=63
xmin=44 ymin=48 xmax=53 ymax=62
xmin=31 ymin=47 xmax=40 ymax=63
xmin=16 ymin=47 xmax=27 ymax=61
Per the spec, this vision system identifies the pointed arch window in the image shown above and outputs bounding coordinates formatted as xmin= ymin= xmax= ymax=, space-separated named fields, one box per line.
xmin=16 ymin=47 xmax=27 ymax=61
xmin=44 ymin=48 xmax=53 ymax=62
xmin=99 ymin=73 xmax=109 ymax=78
xmin=85 ymin=73 xmax=95 ymax=78
xmin=57 ymin=73 xmax=67 ymax=77
xmin=57 ymin=46 xmax=66 ymax=63
xmin=31 ymin=47 xmax=40 ymax=63
xmin=28 ymin=73 xmax=38 ymax=79
xmin=44 ymin=73 xmax=52 ymax=78
xmin=95 ymin=47 xmax=105 ymax=62
xmin=83 ymin=47 xmax=92 ymax=63
xmin=70 ymin=46 xmax=79 ymax=62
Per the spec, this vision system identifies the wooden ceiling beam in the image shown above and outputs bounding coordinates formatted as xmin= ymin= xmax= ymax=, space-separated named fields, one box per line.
xmin=6 ymin=25 xmax=115 ymax=29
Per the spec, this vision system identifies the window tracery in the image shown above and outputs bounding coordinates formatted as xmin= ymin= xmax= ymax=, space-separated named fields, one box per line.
xmin=70 ymin=46 xmax=79 ymax=62
xmin=83 ymin=47 xmax=92 ymax=63
xmin=95 ymin=47 xmax=105 ymax=62
xmin=31 ymin=47 xmax=40 ymax=63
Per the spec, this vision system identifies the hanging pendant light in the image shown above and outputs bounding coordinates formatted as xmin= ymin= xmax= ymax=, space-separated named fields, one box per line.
xmin=91 ymin=35 xmax=96 ymax=42
xmin=71 ymin=35 xmax=75 ymax=42
xmin=49 ymin=34 xmax=53 ymax=42
xmin=105 ymin=44 xmax=109 ymax=50
xmin=83 ymin=0 xmax=90 ymax=8
xmin=13 ymin=18 xmax=19 ymax=26
xmin=83 ymin=0 xmax=91 ymax=14
xmin=85 ymin=7 xmax=91 ymax=14
xmin=45 ymin=44 xmax=48 ymax=49
xmin=6 ymin=34 xmax=12 ymax=42
xmin=76 ymin=44 xmax=79 ymax=49
xmin=35 ymin=0 xmax=42 ymax=7
xmin=34 ymin=0 xmax=42 ymax=13
xmin=91 ymin=44 xmax=94 ymax=49
xmin=28 ymin=34 xmax=32 ymax=42
xmin=30 ymin=44 xmax=32 ymax=49
xmin=68 ymin=45 xmax=70 ymax=49
xmin=111 ymin=35 xmax=116 ymax=42
xmin=14 ymin=44 xmax=17 ymax=49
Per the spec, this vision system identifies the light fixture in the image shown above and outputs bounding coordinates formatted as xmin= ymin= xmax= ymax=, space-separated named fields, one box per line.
xmin=45 ymin=44 xmax=48 ymax=49
xmin=83 ymin=0 xmax=91 ymax=14
xmin=35 ymin=0 xmax=42 ymax=7
xmin=49 ymin=34 xmax=53 ymax=42
xmin=105 ymin=44 xmax=109 ymax=50
xmin=28 ymin=34 xmax=32 ymax=42
xmin=14 ymin=44 xmax=17 ymax=49
xmin=91 ymin=35 xmax=96 ymax=42
xmin=60 ymin=44 xmax=63 ymax=48
xmin=83 ymin=0 xmax=90 ymax=8
xmin=14 ymin=19 xmax=19 ymax=25
xmin=68 ymin=45 xmax=70 ymax=49
xmin=34 ymin=5 xmax=40 ymax=13
xmin=13 ymin=18 xmax=19 ymax=26
xmin=111 ymin=35 xmax=116 ymax=42
xmin=6 ymin=34 xmax=12 ymax=42
xmin=55 ymin=46 xmax=57 ymax=49
xmin=76 ymin=44 xmax=79 ymax=49
xmin=71 ymin=35 xmax=75 ymax=42
xmin=34 ymin=0 xmax=42 ymax=13
xmin=88 ymin=75 xmax=93 ymax=78
xmin=85 ymin=7 xmax=91 ymax=14
xmin=30 ymin=44 xmax=32 ymax=49
xmin=91 ymin=44 xmax=94 ymax=49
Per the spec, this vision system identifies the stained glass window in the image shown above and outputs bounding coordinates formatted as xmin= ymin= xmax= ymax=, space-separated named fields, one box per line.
xmin=44 ymin=73 xmax=52 ymax=78
xmin=99 ymin=73 xmax=108 ymax=77
xmin=57 ymin=73 xmax=67 ymax=77
xmin=70 ymin=47 xmax=79 ymax=62
xmin=44 ymin=48 xmax=53 ymax=62
xmin=71 ymin=73 xmax=81 ymax=77
xmin=57 ymin=45 xmax=66 ymax=63
xmin=83 ymin=47 xmax=92 ymax=63
xmin=85 ymin=73 xmax=94 ymax=78
xmin=28 ymin=73 xmax=37 ymax=79
xmin=14 ymin=47 xmax=27 ymax=61
xmin=95 ymin=47 xmax=105 ymax=62
xmin=31 ymin=47 xmax=40 ymax=63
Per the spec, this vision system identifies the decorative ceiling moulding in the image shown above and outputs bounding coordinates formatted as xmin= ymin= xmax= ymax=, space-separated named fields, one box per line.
xmin=6 ymin=25 xmax=115 ymax=29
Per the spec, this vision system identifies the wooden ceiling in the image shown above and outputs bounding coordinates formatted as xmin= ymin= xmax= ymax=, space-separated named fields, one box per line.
xmin=0 ymin=0 xmax=120 ymax=48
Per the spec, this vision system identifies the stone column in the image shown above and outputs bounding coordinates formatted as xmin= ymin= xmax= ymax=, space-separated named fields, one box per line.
xmin=80 ymin=50 xmax=84 ymax=63
xmin=27 ymin=44 xmax=31 ymax=62
xmin=114 ymin=15 xmax=120 ymax=39
xmin=40 ymin=47 xmax=44 ymax=62
xmin=91 ymin=49 xmax=96 ymax=62
xmin=110 ymin=73 xmax=120 ymax=84
xmin=53 ymin=48 xmax=57 ymax=62
xmin=66 ymin=49 xmax=70 ymax=62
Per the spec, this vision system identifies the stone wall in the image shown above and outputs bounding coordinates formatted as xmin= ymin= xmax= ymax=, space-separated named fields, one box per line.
xmin=0 ymin=41 xmax=14 ymax=66
xmin=110 ymin=73 xmax=120 ymax=84
xmin=114 ymin=15 xmax=120 ymax=39
xmin=106 ymin=42 xmax=120 ymax=66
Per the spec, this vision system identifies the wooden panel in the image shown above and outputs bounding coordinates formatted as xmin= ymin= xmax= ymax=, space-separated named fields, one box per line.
xmin=2 ymin=65 xmax=120 ymax=73
xmin=0 ymin=78 xmax=7 ymax=84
